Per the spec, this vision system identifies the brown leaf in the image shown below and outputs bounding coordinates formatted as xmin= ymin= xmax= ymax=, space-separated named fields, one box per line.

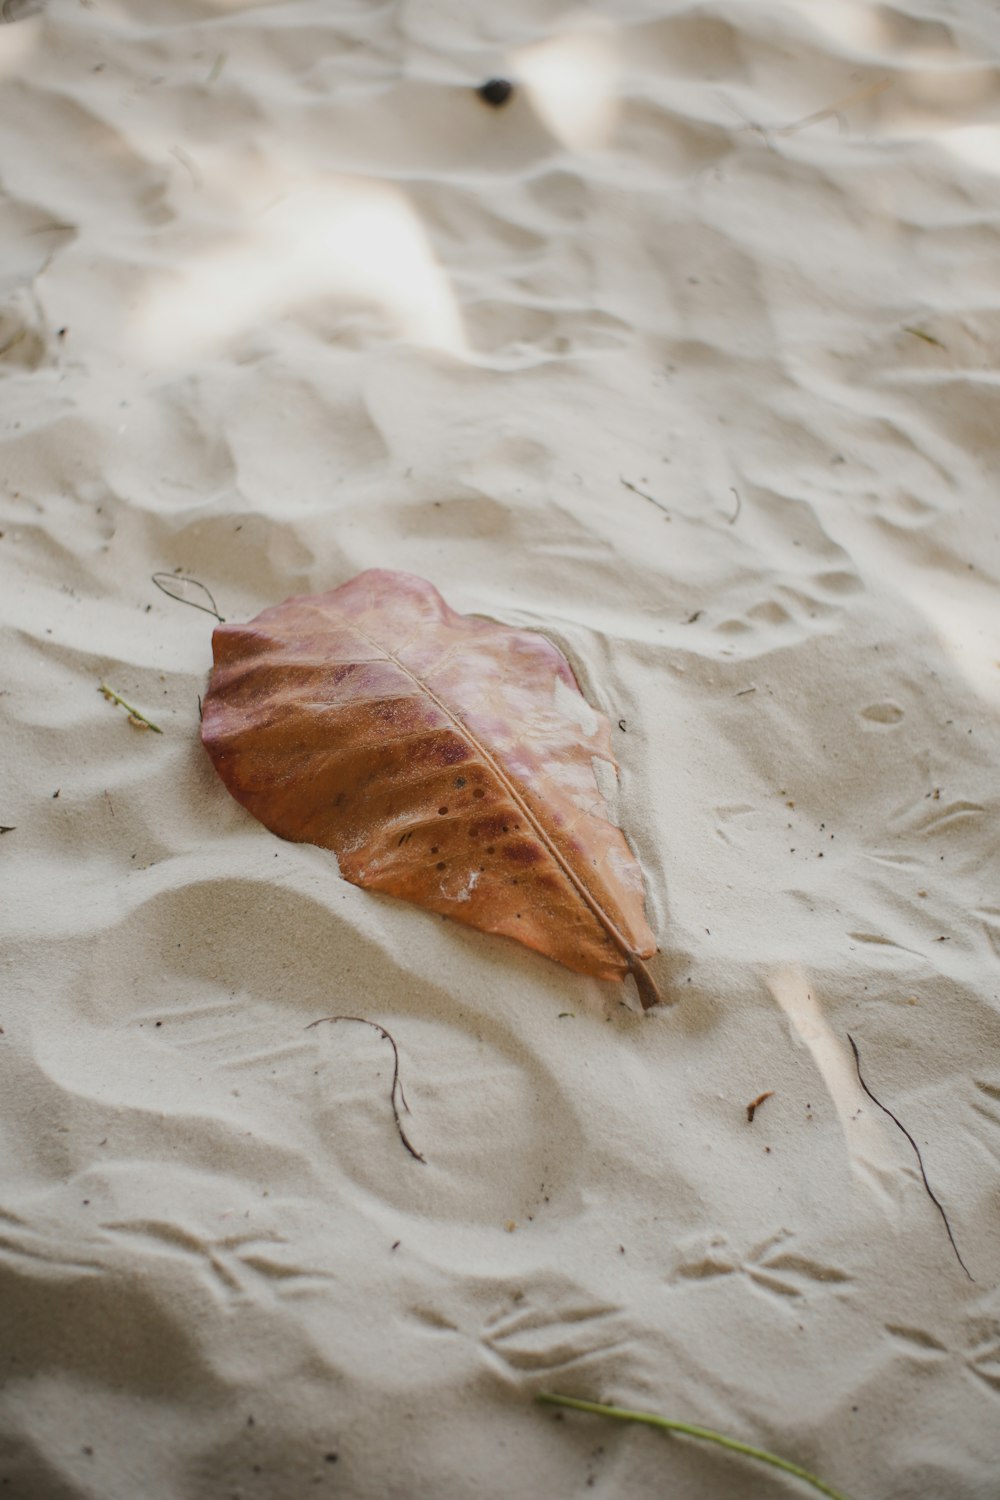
xmin=201 ymin=570 xmax=659 ymax=1005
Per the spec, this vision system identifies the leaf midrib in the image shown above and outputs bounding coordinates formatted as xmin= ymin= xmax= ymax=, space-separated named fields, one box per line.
xmin=322 ymin=605 xmax=641 ymax=970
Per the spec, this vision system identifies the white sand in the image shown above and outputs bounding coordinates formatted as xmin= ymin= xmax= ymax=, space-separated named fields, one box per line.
xmin=2 ymin=2 xmax=999 ymax=1496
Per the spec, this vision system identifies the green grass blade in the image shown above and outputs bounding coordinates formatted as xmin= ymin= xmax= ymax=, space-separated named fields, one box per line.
xmin=537 ymin=1393 xmax=854 ymax=1500
xmin=98 ymin=682 xmax=163 ymax=734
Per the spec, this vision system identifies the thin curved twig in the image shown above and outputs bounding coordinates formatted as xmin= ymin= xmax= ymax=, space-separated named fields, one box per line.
xmin=151 ymin=572 xmax=225 ymax=622
xmin=538 ymin=1394 xmax=853 ymax=1500
xmin=847 ymin=1033 xmax=972 ymax=1281
xmin=306 ymin=1015 xmax=426 ymax=1163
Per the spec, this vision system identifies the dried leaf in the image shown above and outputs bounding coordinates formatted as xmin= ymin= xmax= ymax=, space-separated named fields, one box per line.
xmin=201 ymin=570 xmax=659 ymax=1005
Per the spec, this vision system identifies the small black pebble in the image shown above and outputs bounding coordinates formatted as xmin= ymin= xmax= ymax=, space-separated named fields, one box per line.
xmin=477 ymin=78 xmax=513 ymax=108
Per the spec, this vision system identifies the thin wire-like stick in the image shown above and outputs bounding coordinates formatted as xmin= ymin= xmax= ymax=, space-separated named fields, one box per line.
xmin=847 ymin=1033 xmax=973 ymax=1281
xmin=151 ymin=572 xmax=225 ymax=622
xmin=620 ymin=476 xmax=670 ymax=514
xmin=98 ymin=682 xmax=163 ymax=733
xmin=538 ymin=1394 xmax=853 ymax=1500
xmin=306 ymin=1015 xmax=426 ymax=1163
xmin=903 ymin=326 xmax=945 ymax=349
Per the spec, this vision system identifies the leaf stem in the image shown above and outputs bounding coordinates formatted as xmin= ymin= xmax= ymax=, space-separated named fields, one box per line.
xmin=537 ymin=1394 xmax=854 ymax=1500
xmin=98 ymin=682 xmax=163 ymax=734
